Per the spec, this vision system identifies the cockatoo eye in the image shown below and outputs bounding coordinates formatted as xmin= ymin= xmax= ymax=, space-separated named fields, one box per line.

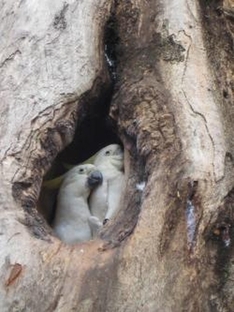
xmin=105 ymin=150 xmax=111 ymax=156
xmin=79 ymin=168 xmax=85 ymax=173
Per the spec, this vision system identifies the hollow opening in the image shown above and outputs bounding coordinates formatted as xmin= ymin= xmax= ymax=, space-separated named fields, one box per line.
xmin=11 ymin=7 xmax=151 ymax=247
xmin=37 ymin=83 xmax=122 ymax=225
xmin=36 ymin=13 xmax=124 ymax=240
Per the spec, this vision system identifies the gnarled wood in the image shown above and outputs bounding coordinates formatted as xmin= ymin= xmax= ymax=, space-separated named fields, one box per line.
xmin=1 ymin=0 xmax=234 ymax=311
xmin=0 ymin=0 xmax=113 ymax=310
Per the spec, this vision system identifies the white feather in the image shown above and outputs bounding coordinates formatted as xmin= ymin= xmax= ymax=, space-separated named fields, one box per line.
xmin=89 ymin=144 xmax=125 ymax=222
xmin=53 ymin=164 xmax=97 ymax=244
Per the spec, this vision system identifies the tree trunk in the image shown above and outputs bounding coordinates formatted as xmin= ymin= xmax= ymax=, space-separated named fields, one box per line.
xmin=1 ymin=0 xmax=234 ymax=311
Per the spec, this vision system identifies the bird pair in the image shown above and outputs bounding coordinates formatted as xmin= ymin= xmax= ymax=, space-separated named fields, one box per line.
xmin=53 ymin=144 xmax=125 ymax=244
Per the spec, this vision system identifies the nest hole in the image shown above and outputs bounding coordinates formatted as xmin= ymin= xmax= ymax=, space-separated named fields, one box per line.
xmin=37 ymin=85 xmax=122 ymax=228
xmin=36 ymin=11 xmax=121 ymax=229
xmin=37 ymin=13 xmax=123 ymax=232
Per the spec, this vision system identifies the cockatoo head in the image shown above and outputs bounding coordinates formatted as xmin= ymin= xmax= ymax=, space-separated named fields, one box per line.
xmin=94 ymin=144 xmax=124 ymax=171
xmin=61 ymin=164 xmax=103 ymax=197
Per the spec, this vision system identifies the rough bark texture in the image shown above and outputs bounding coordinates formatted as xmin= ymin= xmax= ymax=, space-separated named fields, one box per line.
xmin=1 ymin=0 xmax=234 ymax=311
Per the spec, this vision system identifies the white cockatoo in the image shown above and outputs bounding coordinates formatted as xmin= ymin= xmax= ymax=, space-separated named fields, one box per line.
xmin=89 ymin=144 xmax=124 ymax=224
xmin=53 ymin=164 xmax=103 ymax=244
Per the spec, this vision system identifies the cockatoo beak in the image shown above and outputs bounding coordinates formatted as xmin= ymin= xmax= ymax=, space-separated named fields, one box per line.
xmin=114 ymin=145 xmax=123 ymax=156
xmin=87 ymin=170 xmax=103 ymax=188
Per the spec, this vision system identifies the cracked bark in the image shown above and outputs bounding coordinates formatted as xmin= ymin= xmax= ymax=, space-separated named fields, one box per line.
xmin=1 ymin=0 xmax=234 ymax=311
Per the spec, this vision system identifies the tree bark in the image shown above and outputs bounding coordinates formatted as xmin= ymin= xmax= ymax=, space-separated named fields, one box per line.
xmin=1 ymin=0 xmax=234 ymax=311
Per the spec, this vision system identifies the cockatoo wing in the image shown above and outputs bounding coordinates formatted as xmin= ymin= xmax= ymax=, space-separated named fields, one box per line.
xmin=89 ymin=144 xmax=124 ymax=223
xmin=89 ymin=179 xmax=108 ymax=221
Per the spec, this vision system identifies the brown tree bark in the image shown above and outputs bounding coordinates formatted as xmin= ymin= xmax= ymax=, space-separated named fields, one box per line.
xmin=1 ymin=0 xmax=234 ymax=311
